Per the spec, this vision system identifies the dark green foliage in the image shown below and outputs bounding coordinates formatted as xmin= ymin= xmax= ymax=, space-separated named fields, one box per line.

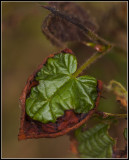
xmin=75 ymin=123 xmax=115 ymax=158
xmin=25 ymin=53 xmax=98 ymax=123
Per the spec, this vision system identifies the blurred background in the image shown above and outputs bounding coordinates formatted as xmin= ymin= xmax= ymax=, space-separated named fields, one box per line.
xmin=2 ymin=2 xmax=127 ymax=158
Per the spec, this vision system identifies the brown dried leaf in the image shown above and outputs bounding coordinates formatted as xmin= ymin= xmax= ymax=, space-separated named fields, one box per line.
xmin=42 ymin=2 xmax=98 ymax=47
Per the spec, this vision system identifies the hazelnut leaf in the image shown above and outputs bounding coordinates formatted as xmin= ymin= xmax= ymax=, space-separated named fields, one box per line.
xmin=75 ymin=123 xmax=115 ymax=158
xmin=26 ymin=53 xmax=98 ymax=123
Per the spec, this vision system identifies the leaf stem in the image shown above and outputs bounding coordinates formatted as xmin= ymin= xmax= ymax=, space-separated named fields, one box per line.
xmin=42 ymin=5 xmax=113 ymax=77
xmin=73 ymin=44 xmax=112 ymax=77
xmin=42 ymin=5 xmax=110 ymax=46
xmin=96 ymin=111 xmax=127 ymax=119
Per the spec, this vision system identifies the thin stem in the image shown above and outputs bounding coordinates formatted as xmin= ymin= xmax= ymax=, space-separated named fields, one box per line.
xmin=42 ymin=5 xmax=110 ymax=46
xmin=96 ymin=111 xmax=127 ymax=119
xmin=73 ymin=45 xmax=112 ymax=77
xmin=42 ymin=5 xmax=113 ymax=76
xmin=73 ymin=52 xmax=100 ymax=77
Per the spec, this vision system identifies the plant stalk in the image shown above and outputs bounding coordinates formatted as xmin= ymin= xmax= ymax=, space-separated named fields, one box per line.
xmin=42 ymin=5 xmax=113 ymax=76
xmin=73 ymin=44 xmax=112 ymax=77
xmin=96 ymin=111 xmax=127 ymax=119
xmin=42 ymin=5 xmax=110 ymax=46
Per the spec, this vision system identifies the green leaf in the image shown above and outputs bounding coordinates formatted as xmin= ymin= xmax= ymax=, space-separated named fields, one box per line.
xmin=123 ymin=128 xmax=127 ymax=140
xmin=75 ymin=123 xmax=115 ymax=158
xmin=26 ymin=53 xmax=98 ymax=123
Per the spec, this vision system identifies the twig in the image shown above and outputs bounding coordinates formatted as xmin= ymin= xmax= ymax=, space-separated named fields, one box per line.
xmin=41 ymin=5 xmax=111 ymax=46
xmin=96 ymin=111 xmax=127 ymax=119
xmin=41 ymin=5 xmax=113 ymax=77
xmin=73 ymin=48 xmax=111 ymax=77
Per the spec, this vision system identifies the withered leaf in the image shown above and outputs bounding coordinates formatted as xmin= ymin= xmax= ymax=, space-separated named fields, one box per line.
xmin=42 ymin=2 xmax=98 ymax=47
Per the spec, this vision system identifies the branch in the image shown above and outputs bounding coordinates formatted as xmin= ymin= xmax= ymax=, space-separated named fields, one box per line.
xmin=73 ymin=48 xmax=111 ymax=77
xmin=41 ymin=5 xmax=111 ymax=46
xmin=41 ymin=5 xmax=113 ymax=77
xmin=96 ymin=111 xmax=127 ymax=119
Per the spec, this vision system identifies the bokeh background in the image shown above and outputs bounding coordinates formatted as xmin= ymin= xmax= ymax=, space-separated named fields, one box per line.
xmin=2 ymin=2 xmax=127 ymax=158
